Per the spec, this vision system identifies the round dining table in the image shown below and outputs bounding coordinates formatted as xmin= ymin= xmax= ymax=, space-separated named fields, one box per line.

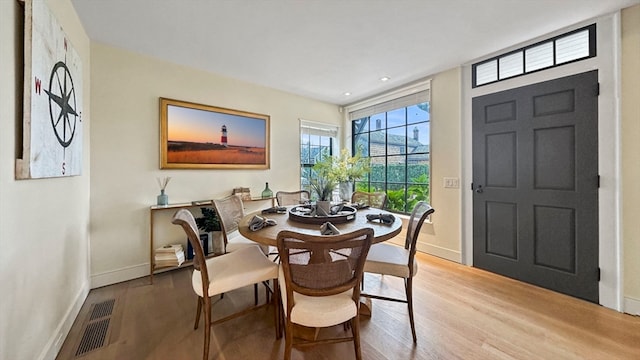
xmin=238 ymin=206 xmax=402 ymax=246
xmin=239 ymin=205 xmax=400 ymax=319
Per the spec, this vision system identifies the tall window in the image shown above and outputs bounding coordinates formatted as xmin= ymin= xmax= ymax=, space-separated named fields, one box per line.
xmin=348 ymin=82 xmax=430 ymax=214
xmin=299 ymin=120 xmax=338 ymax=197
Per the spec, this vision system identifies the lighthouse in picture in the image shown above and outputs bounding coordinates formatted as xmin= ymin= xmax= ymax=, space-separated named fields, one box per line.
xmin=221 ymin=125 xmax=228 ymax=147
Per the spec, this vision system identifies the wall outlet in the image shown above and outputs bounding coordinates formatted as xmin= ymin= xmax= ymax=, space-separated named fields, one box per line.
xmin=443 ymin=177 xmax=459 ymax=188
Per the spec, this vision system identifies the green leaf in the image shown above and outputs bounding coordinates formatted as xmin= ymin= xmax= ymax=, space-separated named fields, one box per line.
xmin=195 ymin=207 xmax=221 ymax=232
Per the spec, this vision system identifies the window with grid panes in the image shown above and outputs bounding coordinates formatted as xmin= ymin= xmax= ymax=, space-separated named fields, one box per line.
xmin=299 ymin=120 xmax=337 ymax=198
xmin=350 ymin=88 xmax=430 ymax=214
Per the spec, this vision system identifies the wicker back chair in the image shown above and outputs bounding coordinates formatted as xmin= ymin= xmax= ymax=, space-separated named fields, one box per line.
xmin=276 ymin=190 xmax=310 ymax=206
xmin=212 ymin=194 xmax=269 ymax=254
xmin=277 ymin=228 xmax=374 ymax=360
xmin=351 ymin=191 xmax=388 ymax=209
xmin=171 ymin=209 xmax=280 ymax=360
xmin=362 ymin=201 xmax=434 ymax=342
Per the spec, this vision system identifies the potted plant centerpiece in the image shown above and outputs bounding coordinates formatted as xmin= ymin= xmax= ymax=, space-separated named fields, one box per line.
xmin=310 ymin=157 xmax=337 ymax=215
xmin=309 ymin=148 xmax=370 ymax=213
xmin=195 ymin=207 xmax=224 ymax=255
xmin=329 ymin=149 xmax=370 ymax=202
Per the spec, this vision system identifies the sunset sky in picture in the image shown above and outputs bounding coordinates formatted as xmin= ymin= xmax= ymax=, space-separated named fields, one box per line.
xmin=167 ymin=105 xmax=266 ymax=148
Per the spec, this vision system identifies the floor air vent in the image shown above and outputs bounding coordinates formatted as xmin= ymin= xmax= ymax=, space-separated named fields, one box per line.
xmin=75 ymin=299 xmax=116 ymax=357
xmin=75 ymin=318 xmax=110 ymax=356
xmin=90 ymin=298 xmax=115 ymax=320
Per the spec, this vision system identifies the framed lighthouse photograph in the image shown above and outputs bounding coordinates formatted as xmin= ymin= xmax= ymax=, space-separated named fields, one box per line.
xmin=160 ymin=98 xmax=270 ymax=169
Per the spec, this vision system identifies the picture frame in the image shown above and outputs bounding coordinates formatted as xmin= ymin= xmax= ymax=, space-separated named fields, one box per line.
xmin=160 ymin=97 xmax=270 ymax=169
xmin=16 ymin=0 xmax=84 ymax=179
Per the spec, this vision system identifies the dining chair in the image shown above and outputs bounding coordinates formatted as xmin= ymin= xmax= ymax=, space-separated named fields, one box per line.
xmin=351 ymin=191 xmax=388 ymax=209
xmin=171 ymin=209 xmax=280 ymax=360
xmin=213 ymin=194 xmax=272 ymax=303
xmin=361 ymin=201 xmax=434 ymax=343
xmin=276 ymin=190 xmax=310 ymax=206
xmin=212 ymin=194 xmax=269 ymax=255
xmin=277 ymin=228 xmax=374 ymax=360
xmin=273 ymin=189 xmax=313 ymax=262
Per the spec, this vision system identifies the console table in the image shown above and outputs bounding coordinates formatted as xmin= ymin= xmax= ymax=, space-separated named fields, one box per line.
xmin=148 ymin=197 xmax=275 ymax=283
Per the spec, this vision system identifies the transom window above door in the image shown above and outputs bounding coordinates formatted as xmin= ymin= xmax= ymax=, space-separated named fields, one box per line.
xmin=473 ymin=24 xmax=596 ymax=87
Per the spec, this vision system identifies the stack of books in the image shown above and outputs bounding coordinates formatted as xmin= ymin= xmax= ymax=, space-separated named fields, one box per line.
xmin=154 ymin=244 xmax=185 ymax=268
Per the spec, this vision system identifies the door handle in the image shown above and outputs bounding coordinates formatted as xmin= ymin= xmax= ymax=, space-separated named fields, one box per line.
xmin=475 ymin=185 xmax=484 ymax=193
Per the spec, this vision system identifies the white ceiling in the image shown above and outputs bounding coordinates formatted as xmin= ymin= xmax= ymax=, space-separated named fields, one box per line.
xmin=70 ymin=0 xmax=639 ymax=106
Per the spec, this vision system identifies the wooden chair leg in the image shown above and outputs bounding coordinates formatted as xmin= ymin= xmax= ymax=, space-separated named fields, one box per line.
xmin=279 ymin=289 xmax=285 ymax=339
xmin=254 ymin=283 xmax=259 ymax=305
xmin=203 ymin=296 xmax=211 ymax=360
xmin=273 ymin=280 xmax=282 ymax=339
xmin=194 ymin=297 xmax=202 ymax=330
xmin=351 ymin=316 xmax=362 ymax=360
xmin=406 ymin=277 xmax=417 ymax=343
xmin=284 ymin=318 xmax=293 ymax=360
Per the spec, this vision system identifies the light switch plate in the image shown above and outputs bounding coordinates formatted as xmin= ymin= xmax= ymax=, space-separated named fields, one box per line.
xmin=444 ymin=177 xmax=459 ymax=188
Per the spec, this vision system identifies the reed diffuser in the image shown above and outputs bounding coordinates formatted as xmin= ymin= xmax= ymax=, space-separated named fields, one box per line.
xmin=156 ymin=176 xmax=171 ymax=205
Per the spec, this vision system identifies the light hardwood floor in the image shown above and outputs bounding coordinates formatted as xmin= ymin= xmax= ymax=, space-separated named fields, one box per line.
xmin=56 ymin=253 xmax=640 ymax=359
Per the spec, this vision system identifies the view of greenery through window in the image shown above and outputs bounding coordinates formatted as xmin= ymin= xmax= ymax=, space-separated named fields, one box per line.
xmin=299 ymin=102 xmax=430 ymax=215
xmin=300 ymin=131 xmax=334 ymax=195
xmin=352 ymin=102 xmax=430 ymax=214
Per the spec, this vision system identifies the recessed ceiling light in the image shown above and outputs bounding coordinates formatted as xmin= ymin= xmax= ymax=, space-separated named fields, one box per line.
xmin=380 ymin=76 xmax=391 ymax=82
xmin=344 ymin=92 xmax=351 ymax=96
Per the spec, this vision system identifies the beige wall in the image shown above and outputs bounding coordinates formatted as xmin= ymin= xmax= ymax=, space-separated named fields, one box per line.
xmin=0 ymin=1 xmax=91 ymax=359
xmin=622 ymin=4 xmax=640 ymax=313
xmin=89 ymin=43 xmax=342 ymax=286
xmin=416 ymin=68 xmax=462 ymax=261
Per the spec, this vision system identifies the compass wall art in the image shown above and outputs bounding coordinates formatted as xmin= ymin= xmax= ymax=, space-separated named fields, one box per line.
xmin=16 ymin=0 xmax=83 ymax=179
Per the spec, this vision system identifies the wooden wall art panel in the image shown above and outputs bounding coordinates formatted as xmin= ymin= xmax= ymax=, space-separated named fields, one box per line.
xmin=16 ymin=0 xmax=83 ymax=179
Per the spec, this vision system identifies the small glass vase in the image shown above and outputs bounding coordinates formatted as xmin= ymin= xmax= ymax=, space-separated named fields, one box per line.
xmin=339 ymin=181 xmax=353 ymax=202
xmin=261 ymin=182 xmax=273 ymax=198
xmin=157 ymin=189 xmax=169 ymax=206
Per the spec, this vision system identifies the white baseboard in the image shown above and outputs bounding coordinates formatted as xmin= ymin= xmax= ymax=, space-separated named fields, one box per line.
xmin=91 ymin=263 xmax=149 ymax=289
xmin=624 ymin=296 xmax=640 ymax=316
xmin=417 ymin=241 xmax=462 ymax=263
xmin=38 ymin=280 xmax=90 ymax=360
xmin=386 ymin=236 xmax=462 ymax=263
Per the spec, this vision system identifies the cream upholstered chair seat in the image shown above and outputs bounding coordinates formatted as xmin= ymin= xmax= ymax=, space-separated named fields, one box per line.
xmin=278 ymin=267 xmax=357 ymax=328
xmin=193 ymin=245 xmax=278 ymax=298
xmin=364 ymin=243 xmax=417 ymax=279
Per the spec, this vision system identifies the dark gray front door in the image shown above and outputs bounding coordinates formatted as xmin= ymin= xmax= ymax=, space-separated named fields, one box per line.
xmin=472 ymin=71 xmax=599 ymax=303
